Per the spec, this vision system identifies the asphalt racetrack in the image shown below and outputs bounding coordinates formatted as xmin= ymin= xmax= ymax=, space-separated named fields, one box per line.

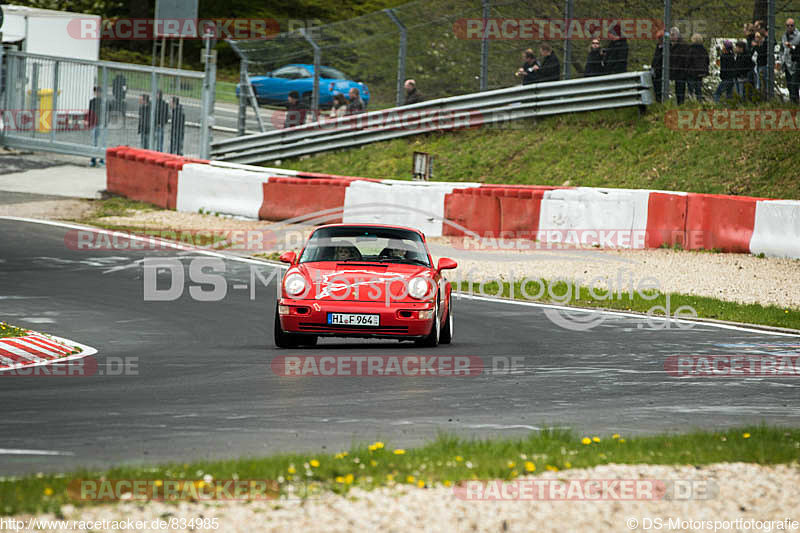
xmin=1 ymin=217 xmax=798 ymax=476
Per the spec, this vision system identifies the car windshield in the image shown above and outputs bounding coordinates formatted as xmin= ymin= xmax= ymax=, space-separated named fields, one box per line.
xmin=319 ymin=67 xmax=347 ymax=80
xmin=299 ymin=227 xmax=430 ymax=266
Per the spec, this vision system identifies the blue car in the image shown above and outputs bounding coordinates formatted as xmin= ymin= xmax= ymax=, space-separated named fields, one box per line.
xmin=238 ymin=64 xmax=370 ymax=108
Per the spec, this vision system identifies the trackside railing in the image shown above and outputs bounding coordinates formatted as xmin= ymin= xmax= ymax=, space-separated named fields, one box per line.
xmin=211 ymin=71 xmax=654 ymax=165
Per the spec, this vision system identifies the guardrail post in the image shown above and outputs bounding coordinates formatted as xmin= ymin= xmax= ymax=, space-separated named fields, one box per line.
xmin=238 ymin=59 xmax=248 ymax=136
xmin=480 ymin=0 xmax=490 ymax=91
xmin=563 ymin=0 xmax=573 ymax=80
xmin=200 ymin=31 xmax=217 ymax=159
xmin=661 ymin=0 xmax=671 ymax=101
xmin=766 ymin=0 xmax=775 ymax=99
xmin=384 ymin=9 xmax=407 ymax=107
xmin=148 ymin=70 xmax=157 ymax=150
xmin=301 ymin=28 xmax=320 ymax=119
xmin=100 ymin=65 xmax=108 ymax=157
xmin=31 ymin=63 xmax=39 ymax=138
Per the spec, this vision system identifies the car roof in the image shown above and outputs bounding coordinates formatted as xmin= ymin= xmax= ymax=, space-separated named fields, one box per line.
xmin=311 ymin=223 xmax=426 ymax=238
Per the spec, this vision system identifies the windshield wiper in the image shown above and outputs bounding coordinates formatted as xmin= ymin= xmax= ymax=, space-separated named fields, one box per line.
xmin=378 ymin=257 xmax=430 ymax=267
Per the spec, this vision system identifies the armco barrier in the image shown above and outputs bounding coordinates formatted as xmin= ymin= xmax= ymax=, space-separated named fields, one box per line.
xmin=684 ymin=193 xmax=761 ymax=252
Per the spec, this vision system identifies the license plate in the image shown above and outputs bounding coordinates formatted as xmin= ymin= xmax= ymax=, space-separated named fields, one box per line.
xmin=328 ymin=313 xmax=380 ymax=326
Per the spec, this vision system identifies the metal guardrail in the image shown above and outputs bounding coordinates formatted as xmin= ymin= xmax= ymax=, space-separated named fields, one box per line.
xmin=212 ymin=71 xmax=654 ymax=165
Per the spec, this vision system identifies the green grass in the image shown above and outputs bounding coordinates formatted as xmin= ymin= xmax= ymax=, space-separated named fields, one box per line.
xmin=87 ymin=196 xmax=160 ymax=219
xmin=2 ymin=426 xmax=797 ymax=515
xmin=0 ymin=322 xmax=28 ymax=339
xmin=279 ymin=103 xmax=800 ymax=200
xmin=457 ymin=278 xmax=800 ymax=330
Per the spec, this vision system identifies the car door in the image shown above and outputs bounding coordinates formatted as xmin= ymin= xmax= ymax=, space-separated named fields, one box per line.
xmin=259 ymin=66 xmax=307 ymax=103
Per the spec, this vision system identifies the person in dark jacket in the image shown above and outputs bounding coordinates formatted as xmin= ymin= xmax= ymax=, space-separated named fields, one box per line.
xmin=751 ymin=31 xmax=769 ymax=95
xmin=669 ymin=27 xmax=691 ymax=104
xmin=603 ymin=25 xmax=629 ymax=74
xmin=714 ymin=40 xmax=736 ymax=103
xmin=686 ymin=33 xmax=709 ymax=101
xmin=154 ymin=90 xmax=169 ymax=152
xmin=516 ymin=48 xmax=538 ymax=85
xmin=346 ymin=87 xmax=365 ymax=115
xmin=403 ymin=79 xmax=423 ymax=105
xmin=168 ymin=96 xmax=186 ymax=156
xmin=284 ymin=90 xmax=307 ymax=127
xmin=533 ymin=43 xmax=560 ymax=82
xmin=137 ymin=93 xmax=151 ymax=149
xmin=652 ymin=31 xmax=665 ymax=102
xmin=734 ymin=40 xmax=755 ymax=99
xmin=584 ymin=39 xmax=604 ymax=77
xmin=87 ymin=86 xmax=105 ymax=167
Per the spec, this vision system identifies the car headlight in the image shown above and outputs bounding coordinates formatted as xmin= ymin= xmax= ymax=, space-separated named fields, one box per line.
xmin=408 ymin=277 xmax=433 ymax=299
xmin=284 ymin=273 xmax=308 ymax=297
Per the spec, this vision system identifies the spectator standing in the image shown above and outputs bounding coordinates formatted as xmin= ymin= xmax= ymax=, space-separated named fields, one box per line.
xmin=329 ymin=92 xmax=348 ymax=119
xmin=154 ymin=90 xmax=169 ymax=152
xmin=111 ymin=73 xmax=126 ymax=124
xmin=778 ymin=18 xmax=800 ymax=104
xmin=584 ymin=39 xmax=604 ymax=77
xmin=652 ymin=30 xmax=665 ymax=102
xmin=404 ymin=79 xmax=423 ymax=105
xmin=751 ymin=31 xmax=769 ymax=95
xmin=346 ymin=87 xmax=365 ymax=115
xmin=734 ymin=41 xmax=755 ymax=99
xmin=284 ymin=90 xmax=307 ymax=128
xmin=533 ymin=43 xmax=560 ymax=82
xmin=686 ymin=33 xmax=709 ymax=101
xmin=603 ymin=25 xmax=629 ymax=74
xmin=137 ymin=93 xmax=151 ymax=149
xmin=86 ymin=86 xmax=105 ymax=167
xmin=516 ymin=49 xmax=538 ymax=85
xmin=168 ymin=96 xmax=186 ymax=156
xmin=669 ymin=27 xmax=690 ymax=104
xmin=714 ymin=40 xmax=736 ymax=103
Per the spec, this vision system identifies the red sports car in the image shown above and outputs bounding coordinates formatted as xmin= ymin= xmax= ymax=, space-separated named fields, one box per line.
xmin=274 ymin=224 xmax=457 ymax=347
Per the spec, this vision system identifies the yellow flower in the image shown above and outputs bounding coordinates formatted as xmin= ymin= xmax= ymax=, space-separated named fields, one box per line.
xmin=443 ymin=480 xmax=452 ymax=487
xmin=743 ymin=433 xmax=751 ymax=439
xmin=618 ymin=438 xmax=626 ymax=443
xmin=335 ymin=452 xmax=348 ymax=459
xmin=417 ymin=480 xmax=425 ymax=488
xmin=43 ymin=487 xmax=54 ymax=496
xmin=564 ymin=462 xmax=572 ymax=469
xmin=393 ymin=449 xmax=405 ymax=455
xmin=592 ymin=437 xmax=600 ymax=443
xmin=612 ymin=433 xmax=620 ymax=439
xmin=370 ymin=459 xmax=378 ymax=467
xmin=455 ymin=455 xmax=464 ymax=462
xmin=368 ymin=441 xmax=385 ymax=451
xmin=581 ymin=437 xmax=592 ymax=445
xmin=344 ymin=474 xmax=354 ymax=484
xmin=406 ymin=475 xmax=416 ymax=484
xmin=546 ymin=465 xmax=559 ymax=472
xmin=510 ymin=470 xmax=519 ymax=477
xmin=386 ymin=474 xmax=394 ymax=482
xmin=507 ymin=461 xmax=516 ymax=468
xmin=524 ymin=461 xmax=536 ymax=472
xmin=335 ymin=476 xmax=345 ymax=483
xmin=309 ymin=459 xmax=320 ymax=468
xmin=287 ymin=465 xmax=296 ymax=474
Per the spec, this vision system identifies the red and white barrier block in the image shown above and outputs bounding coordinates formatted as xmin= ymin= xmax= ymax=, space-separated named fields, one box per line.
xmin=105 ymin=147 xmax=800 ymax=259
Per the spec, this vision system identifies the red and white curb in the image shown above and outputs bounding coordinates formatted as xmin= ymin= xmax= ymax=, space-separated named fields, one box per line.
xmin=0 ymin=332 xmax=97 ymax=373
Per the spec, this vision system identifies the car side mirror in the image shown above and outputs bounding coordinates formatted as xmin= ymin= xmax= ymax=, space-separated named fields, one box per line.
xmin=437 ymin=258 xmax=457 ymax=271
xmin=279 ymin=251 xmax=297 ymax=264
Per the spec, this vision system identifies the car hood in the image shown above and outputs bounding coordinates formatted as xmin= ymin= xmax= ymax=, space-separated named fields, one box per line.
xmin=289 ymin=262 xmax=433 ymax=302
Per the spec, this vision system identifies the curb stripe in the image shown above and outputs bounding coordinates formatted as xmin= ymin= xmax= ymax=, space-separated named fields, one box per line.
xmin=11 ymin=338 xmax=64 ymax=358
xmin=25 ymin=335 xmax=72 ymax=354
xmin=0 ymin=343 xmax=47 ymax=362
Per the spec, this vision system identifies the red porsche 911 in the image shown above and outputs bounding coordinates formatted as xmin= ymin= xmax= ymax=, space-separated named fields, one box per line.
xmin=274 ymin=224 xmax=457 ymax=348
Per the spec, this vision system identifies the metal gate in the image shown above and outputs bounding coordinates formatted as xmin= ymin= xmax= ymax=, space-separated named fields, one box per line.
xmin=0 ymin=48 xmax=216 ymax=159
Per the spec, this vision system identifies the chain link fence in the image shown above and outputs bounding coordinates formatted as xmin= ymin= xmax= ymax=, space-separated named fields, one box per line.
xmin=229 ymin=0 xmax=800 ymax=132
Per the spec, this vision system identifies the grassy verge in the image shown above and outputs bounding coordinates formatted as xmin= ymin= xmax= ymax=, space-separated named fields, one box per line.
xmin=456 ymin=279 xmax=799 ymax=331
xmin=0 ymin=322 xmax=28 ymax=339
xmin=2 ymin=426 xmax=797 ymax=515
xmin=279 ymin=103 xmax=800 ymax=200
